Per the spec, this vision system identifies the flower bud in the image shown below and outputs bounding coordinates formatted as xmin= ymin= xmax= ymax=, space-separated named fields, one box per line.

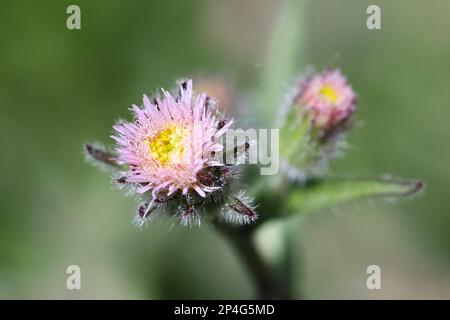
xmin=279 ymin=69 xmax=358 ymax=180
xmin=295 ymin=69 xmax=356 ymax=132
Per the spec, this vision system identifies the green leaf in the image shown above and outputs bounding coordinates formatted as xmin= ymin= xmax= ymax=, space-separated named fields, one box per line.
xmin=255 ymin=0 xmax=309 ymax=127
xmin=284 ymin=177 xmax=425 ymax=215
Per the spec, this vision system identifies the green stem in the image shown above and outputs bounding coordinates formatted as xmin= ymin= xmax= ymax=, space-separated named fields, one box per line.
xmin=214 ymin=222 xmax=291 ymax=299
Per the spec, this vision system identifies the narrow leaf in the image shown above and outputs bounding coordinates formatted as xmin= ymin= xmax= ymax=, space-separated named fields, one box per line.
xmin=285 ymin=177 xmax=425 ymax=215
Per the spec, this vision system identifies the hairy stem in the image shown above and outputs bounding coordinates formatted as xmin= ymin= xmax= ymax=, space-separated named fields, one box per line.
xmin=214 ymin=222 xmax=291 ymax=299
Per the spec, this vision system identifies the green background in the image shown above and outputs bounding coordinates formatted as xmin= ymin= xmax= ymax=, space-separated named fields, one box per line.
xmin=0 ymin=0 xmax=449 ymax=298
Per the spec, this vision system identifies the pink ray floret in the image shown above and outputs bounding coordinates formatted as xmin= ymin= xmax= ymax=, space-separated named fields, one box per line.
xmin=112 ymin=80 xmax=232 ymax=198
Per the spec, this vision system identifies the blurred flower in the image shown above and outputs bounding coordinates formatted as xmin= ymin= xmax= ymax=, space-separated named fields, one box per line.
xmin=112 ymin=80 xmax=233 ymax=199
xmin=295 ymin=69 xmax=356 ymax=131
xmin=195 ymin=76 xmax=235 ymax=115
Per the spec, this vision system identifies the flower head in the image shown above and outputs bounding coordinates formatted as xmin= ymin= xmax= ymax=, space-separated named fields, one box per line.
xmin=112 ymin=80 xmax=233 ymax=200
xmin=296 ymin=69 xmax=357 ymax=129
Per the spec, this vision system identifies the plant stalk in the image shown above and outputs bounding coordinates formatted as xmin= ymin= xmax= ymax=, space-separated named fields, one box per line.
xmin=214 ymin=222 xmax=291 ymax=299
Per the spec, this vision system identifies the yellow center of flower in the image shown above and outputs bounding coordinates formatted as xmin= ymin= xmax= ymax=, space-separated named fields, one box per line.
xmin=148 ymin=125 xmax=187 ymax=165
xmin=319 ymin=86 xmax=339 ymax=104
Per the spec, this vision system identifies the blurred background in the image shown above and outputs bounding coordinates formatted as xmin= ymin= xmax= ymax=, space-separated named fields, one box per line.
xmin=0 ymin=0 xmax=449 ymax=299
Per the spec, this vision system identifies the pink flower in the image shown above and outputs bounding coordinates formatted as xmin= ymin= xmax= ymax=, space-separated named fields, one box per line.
xmin=112 ymin=80 xmax=233 ymax=199
xmin=296 ymin=69 xmax=357 ymax=129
